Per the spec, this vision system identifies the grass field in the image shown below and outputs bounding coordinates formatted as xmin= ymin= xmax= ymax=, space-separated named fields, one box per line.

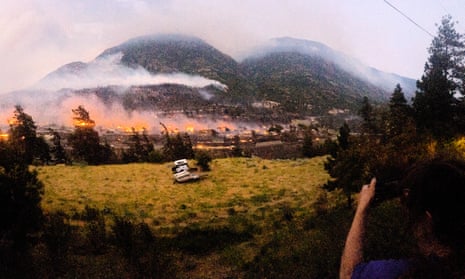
xmin=37 ymin=156 xmax=334 ymax=232
xmin=34 ymin=156 xmax=352 ymax=278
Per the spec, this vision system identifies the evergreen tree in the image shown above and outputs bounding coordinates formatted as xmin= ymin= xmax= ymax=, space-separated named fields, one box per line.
xmin=49 ymin=129 xmax=67 ymax=164
xmin=387 ymin=84 xmax=413 ymax=138
xmin=123 ymin=128 xmax=154 ymax=163
xmin=0 ymin=133 xmax=44 ymax=252
xmin=358 ymin=96 xmax=376 ymax=134
xmin=160 ymin=123 xmax=194 ymax=161
xmin=413 ymin=15 xmax=465 ymax=139
xmin=68 ymin=106 xmax=110 ymax=165
xmin=302 ymin=128 xmax=314 ymax=157
xmin=231 ymin=135 xmax=242 ymax=157
xmin=9 ymin=105 xmax=39 ymax=164
xmin=337 ymin=122 xmax=350 ymax=151
xmin=324 ymin=122 xmax=363 ymax=207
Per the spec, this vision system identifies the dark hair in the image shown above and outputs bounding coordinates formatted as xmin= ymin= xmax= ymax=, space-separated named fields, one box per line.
xmin=399 ymin=159 xmax=465 ymax=278
xmin=401 ymin=159 xmax=465 ymax=252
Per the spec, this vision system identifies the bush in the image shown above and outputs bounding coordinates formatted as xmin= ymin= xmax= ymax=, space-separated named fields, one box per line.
xmin=85 ymin=213 xmax=107 ymax=254
xmin=111 ymin=216 xmax=135 ymax=259
xmin=195 ymin=150 xmax=212 ymax=171
xmin=43 ymin=211 xmax=72 ymax=258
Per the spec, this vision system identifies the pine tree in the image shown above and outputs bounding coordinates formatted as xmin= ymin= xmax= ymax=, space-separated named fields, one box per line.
xmin=413 ymin=15 xmax=465 ymax=139
xmin=387 ymin=84 xmax=413 ymax=138
xmin=0 ymin=133 xmax=44 ymax=253
xmin=324 ymin=122 xmax=363 ymax=207
xmin=9 ymin=105 xmax=39 ymax=164
xmin=68 ymin=106 xmax=110 ymax=165
xmin=302 ymin=128 xmax=314 ymax=157
xmin=359 ymin=96 xmax=376 ymax=134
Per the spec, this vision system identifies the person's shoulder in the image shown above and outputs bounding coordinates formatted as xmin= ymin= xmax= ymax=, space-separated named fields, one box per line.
xmin=352 ymin=259 xmax=411 ymax=279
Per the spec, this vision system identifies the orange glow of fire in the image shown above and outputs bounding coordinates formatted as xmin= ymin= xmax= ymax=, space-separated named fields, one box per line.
xmin=0 ymin=133 xmax=9 ymax=141
xmin=74 ymin=120 xmax=96 ymax=128
xmin=185 ymin=126 xmax=195 ymax=133
xmin=116 ymin=125 xmax=147 ymax=133
xmin=7 ymin=118 xmax=18 ymax=126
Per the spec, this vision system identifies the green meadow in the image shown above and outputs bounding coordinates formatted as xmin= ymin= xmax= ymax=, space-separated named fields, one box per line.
xmin=32 ymin=156 xmax=359 ymax=277
xmin=27 ymin=156 xmax=411 ymax=278
xmin=37 ymin=156 xmax=335 ymax=231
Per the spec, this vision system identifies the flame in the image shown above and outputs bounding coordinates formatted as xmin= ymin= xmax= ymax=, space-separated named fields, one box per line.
xmin=73 ymin=120 xmax=96 ymax=128
xmin=7 ymin=118 xmax=18 ymax=126
xmin=116 ymin=125 xmax=147 ymax=133
xmin=0 ymin=133 xmax=9 ymax=141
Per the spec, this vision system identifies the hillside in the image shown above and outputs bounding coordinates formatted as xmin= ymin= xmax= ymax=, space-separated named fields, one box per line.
xmin=14 ymin=34 xmax=418 ymax=127
xmin=97 ymin=34 xmax=255 ymax=102
xmin=241 ymin=51 xmax=386 ymax=114
xmin=245 ymin=37 xmax=416 ymax=97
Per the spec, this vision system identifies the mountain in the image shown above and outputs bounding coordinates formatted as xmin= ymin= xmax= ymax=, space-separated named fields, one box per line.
xmin=241 ymin=51 xmax=384 ymax=114
xmin=97 ymin=34 xmax=255 ymax=101
xmin=38 ymin=34 xmax=254 ymax=102
xmin=20 ymin=34 xmax=418 ymax=126
xmin=245 ymin=37 xmax=416 ymax=97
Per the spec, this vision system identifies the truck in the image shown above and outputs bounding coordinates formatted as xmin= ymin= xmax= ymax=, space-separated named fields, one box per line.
xmin=172 ymin=159 xmax=200 ymax=183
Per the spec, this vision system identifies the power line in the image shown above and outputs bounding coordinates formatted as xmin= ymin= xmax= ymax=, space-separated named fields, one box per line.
xmin=383 ymin=0 xmax=435 ymax=37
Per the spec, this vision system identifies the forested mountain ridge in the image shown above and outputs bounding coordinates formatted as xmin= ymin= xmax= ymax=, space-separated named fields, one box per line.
xmin=35 ymin=34 xmax=416 ymax=117
xmin=241 ymin=52 xmax=386 ymax=114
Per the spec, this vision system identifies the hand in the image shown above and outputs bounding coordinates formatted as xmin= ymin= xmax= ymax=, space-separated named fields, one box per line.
xmin=357 ymin=178 xmax=376 ymax=214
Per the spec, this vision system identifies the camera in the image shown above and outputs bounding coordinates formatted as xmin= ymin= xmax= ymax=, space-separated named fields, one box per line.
xmin=373 ymin=180 xmax=403 ymax=206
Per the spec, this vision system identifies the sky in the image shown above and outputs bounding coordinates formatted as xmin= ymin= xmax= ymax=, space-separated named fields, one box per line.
xmin=1 ymin=0 xmax=464 ymax=95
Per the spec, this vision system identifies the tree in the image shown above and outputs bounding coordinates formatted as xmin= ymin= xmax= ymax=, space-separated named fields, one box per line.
xmin=386 ymin=84 xmax=413 ymax=138
xmin=413 ymin=15 xmax=465 ymax=139
xmin=0 ymin=136 xmax=44 ymax=252
xmin=324 ymin=122 xmax=362 ymax=207
xmin=68 ymin=106 xmax=111 ymax=165
xmin=231 ymin=135 xmax=243 ymax=157
xmin=337 ymin=122 xmax=350 ymax=151
xmin=358 ymin=96 xmax=377 ymax=134
xmin=302 ymin=128 xmax=314 ymax=157
xmin=49 ymin=129 xmax=67 ymax=164
xmin=160 ymin=123 xmax=194 ymax=161
xmin=9 ymin=105 xmax=40 ymax=164
xmin=123 ymin=128 xmax=154 ymax=163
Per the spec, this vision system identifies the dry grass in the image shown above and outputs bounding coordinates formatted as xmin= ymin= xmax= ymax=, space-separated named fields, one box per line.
xmin=36 ymin=156 xmax=331 ymax=233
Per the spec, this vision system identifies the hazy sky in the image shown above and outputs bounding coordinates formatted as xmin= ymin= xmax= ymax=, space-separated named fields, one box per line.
xmin=1 ymin=0 xmax=464 ymax=94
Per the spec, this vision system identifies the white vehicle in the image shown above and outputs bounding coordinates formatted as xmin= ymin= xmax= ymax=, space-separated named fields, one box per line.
xmin=174 ymin=170 xmax=199 ymax=183
xmin=172 ymin=159 xmax=200 ymax=183
xmin=174 ymin=159 xmax=188 ymax=166
xmin=174 ymin=164 xmax=189 ymax=173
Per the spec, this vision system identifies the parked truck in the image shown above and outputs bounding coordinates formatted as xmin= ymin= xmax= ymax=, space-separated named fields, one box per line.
xmin=172 ymin=159 xmax=199 ymax=183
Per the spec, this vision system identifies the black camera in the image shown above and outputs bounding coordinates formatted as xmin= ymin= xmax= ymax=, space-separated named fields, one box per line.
xmin=373 ymin=180 xmax=403 ymax=206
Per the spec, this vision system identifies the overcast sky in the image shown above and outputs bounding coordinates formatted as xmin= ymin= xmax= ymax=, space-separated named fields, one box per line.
xmin=1 ymin=0 xmax=464 ymax=94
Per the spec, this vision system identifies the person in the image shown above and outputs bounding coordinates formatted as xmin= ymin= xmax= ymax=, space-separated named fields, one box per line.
xmin=339 ymin=159 xmax=465 ymax=279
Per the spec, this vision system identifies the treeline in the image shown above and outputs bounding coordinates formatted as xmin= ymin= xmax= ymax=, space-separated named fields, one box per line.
xmin=0 ymin=102 xmax=327 ymax=167
xmin=0 ymin=104 xmax=211 ymax=166
xmin=325 ymin=15 xmax=465 ymax=207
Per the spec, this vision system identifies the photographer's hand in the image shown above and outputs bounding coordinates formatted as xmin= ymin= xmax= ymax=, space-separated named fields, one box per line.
xmin=357 ymin=178 xmax=376 ymax=214
xmin=340 ymin=178 xmax=376 ymax=279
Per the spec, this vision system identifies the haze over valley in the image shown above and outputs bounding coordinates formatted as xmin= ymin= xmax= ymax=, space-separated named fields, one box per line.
xmin=0 ymin=34 xmax=416 ymax=135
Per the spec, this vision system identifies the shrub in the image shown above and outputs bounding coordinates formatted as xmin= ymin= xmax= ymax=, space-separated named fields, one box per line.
xmin=195 ymin=150 xmax=212 ymax=171
xmin=85 ymin=213 xmax=107 ymax=254
xmin=43 ymin=211 xmax=72 ymax=258
xmin=112 ymin=216 xmax=135 ymax=259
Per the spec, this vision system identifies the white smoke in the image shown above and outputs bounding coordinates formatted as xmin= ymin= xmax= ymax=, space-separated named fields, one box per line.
xmin=0 ymin=92 xmax=256 ymax=134
xmin=34 ymin=52 xmax=228 ymax=92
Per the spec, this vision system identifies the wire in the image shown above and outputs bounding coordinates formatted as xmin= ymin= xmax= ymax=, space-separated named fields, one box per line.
xmin=383 ymin=0 xmax=434 ymax=37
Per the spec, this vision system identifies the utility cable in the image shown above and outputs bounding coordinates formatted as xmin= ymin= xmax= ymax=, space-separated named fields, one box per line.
xmin=383 ymin=0 xmax=434 ymax=37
